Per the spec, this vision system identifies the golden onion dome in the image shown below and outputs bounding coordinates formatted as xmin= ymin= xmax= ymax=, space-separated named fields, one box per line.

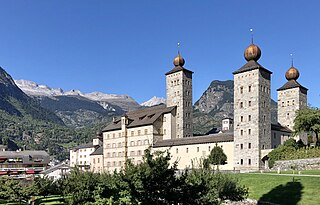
xmin=244 ymin=44 xmax=261 ymax=61
xmin=285 ymin=66 xmax=300 ymax=81
xmin=173 ymin=54 xmax=185 ymax=66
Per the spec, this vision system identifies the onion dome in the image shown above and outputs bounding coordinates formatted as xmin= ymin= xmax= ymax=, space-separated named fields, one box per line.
xmin=244 ymin=44 xmax=261 ymax=62
xmin=285 ymin=66 xmax=300 ymax=81
xmin=173 ymin=54 xmax=185 ymax=67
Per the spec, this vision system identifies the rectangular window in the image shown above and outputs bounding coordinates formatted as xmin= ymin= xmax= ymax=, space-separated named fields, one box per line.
xmin=248 ymin=86 xmax=251 ymax=92
xmin=144 ymin=129 xmax=148 ymax=135
xmin=240 ymin=116 xmax=243 ymax=122
xmin=248 ymin=129 xmax=251 ymax=135
xmin=240 ymin=86 xmax=243 ymax=94
xmin=240 ymin=102 xmax=243 ymax=108
xmin=248 ymin=159 xmax=251 ymax=165
xmin=248 ymin=143 xmax=251 ymax=149
xmin=240 ymin=144 xmax=243 ymax=149
xmin=240 ymin=159 xmax=243 ymax=165
xmin=240 ymin=130 xmax=243 ymax=136
xmin=186 ymin=148 xmax=188 ymax=153
xmin=131 ymin=131 xmax=134 ymax=136
xmin=98 ymin=158 xmax=100 ymax=163
xmin=176 ymin=148 xmax=178 ymax=154
xmin=197 ymin=147 xmax=199 ymax=152
xmin=248 ymin=101 xmax=251 ymax=107
xmin=138 ymin=130 xmax=141 ymax=135
xmin=208 ymin=146 xmax=211 ymax=151
xmin=248 ymin=115 xmax=251 ymax=121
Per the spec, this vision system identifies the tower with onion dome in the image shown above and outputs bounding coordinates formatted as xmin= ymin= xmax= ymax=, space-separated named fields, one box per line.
xmin=277 ymin=59 xmax=308 ymax=139
xmin=233 ymin=38 xmax=272 ymax=171
xmin=165 ymin=48 xmax=193 ymax=139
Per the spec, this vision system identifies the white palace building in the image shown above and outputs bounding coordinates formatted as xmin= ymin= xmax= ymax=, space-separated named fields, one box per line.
xmin=70 ymin=41 xmax=307 ymax=172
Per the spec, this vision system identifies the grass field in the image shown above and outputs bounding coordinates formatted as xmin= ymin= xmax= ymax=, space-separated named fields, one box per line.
xmin=0 ymin=195 xmax=65 ymax=205
xmin=268 ymin=169 xmax=320 ymax=175
xmin=238 ymin=173 xmax=320 ymax=205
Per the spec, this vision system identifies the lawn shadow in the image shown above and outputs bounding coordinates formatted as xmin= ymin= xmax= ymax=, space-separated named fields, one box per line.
xmin=258 ymin=180 xmax=303 ymax=205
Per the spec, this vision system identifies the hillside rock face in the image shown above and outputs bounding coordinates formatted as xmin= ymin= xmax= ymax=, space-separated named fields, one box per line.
xmin=0 ymin=67 xmax=62 ymax=124
xmin=193 ymin=80 xmax=277 ymax=134
xmin=141 ymin=96 xmax=166 ymax=107
xmin=15 ymin=79 xmax=141 ymax=127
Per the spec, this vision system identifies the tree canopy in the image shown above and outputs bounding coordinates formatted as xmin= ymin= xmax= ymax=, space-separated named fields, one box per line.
xmin=294 ymin=107 xmax=320 ymax=145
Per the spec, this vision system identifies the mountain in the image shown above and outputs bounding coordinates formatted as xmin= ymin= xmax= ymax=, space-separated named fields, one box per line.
xmin=15 ymin=79 xmax=141 ymax=127
xmin=0 ymin=67 xmax=62 ymax=124
xmin=193 ymin=80 xmax=278 ymax=134
xmin=141 ymin=96 xmax=166 ymax=107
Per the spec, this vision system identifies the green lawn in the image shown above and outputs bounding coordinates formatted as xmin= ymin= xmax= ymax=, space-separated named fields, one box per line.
xmin=238 ymin=173 xmax=320 ymax=205
xmin=0 ymin=195 xmax=65 ymax=205
xmin=268 ymin=169 xmax=320 ymax=175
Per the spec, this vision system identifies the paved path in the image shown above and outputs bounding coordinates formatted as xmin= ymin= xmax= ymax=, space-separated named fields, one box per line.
xmin=247 ymin=172 xmax=320 ymax=177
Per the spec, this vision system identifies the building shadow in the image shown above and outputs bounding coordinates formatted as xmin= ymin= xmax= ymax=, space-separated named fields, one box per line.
xmin=258 ymin=180 xmax=303 ymax=205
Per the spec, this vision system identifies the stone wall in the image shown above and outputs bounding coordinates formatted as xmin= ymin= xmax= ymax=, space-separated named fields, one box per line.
xmin=272 ymin=158 xmax=320 ymax=170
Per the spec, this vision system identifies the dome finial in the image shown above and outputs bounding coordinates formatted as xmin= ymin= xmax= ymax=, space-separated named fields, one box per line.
xmin=173 ymin=42 xmax=185 ymax=66
xmin=243 ymin=28 xmax=261 ymax=61
xmin=285 ymin=54 xmax=300 ymax=81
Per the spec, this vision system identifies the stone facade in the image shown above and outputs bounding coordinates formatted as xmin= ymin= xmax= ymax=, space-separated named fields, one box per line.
xmin=166 ymin=68 xmax=193 ymax=138
xmin=272 ymin=157 xmax=320 ymax=170
xmin=233 ymin=68 xmax=272 ymax=171
xmin=277 ymin=87 xmax=307 ymax=142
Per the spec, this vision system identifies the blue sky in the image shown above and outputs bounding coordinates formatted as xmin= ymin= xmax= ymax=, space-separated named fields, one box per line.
xmin=0 ymin=1 xmax=319 ymax=107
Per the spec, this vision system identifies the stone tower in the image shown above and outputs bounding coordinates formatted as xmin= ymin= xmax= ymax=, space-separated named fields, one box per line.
xmin=233 ymin=43 xmax=272 ymax=171
xmin=165 ymin=53 xmax=193 ymax=138
xmin=277 ymin=64 xmax=308 ymax=139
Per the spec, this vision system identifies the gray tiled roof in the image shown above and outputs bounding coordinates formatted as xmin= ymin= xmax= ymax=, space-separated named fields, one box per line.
xmin=103 ymin=104 xmax=176 ymax=132
xmin=90 ymin=146 xmax=103 ymax=156
xmin=41 ymin=162 xmax=70 ymax=174
xmin=153 ymin=132 xmax=234 ymax=148
xmin=271 ymin=123 xmax=292 ymax=133
xmin=165 ymin=66 xmax=193 ymax=75
xmin=276 ymin=80 xmax=308 ymax=94
xmin=233 ymin=60 xmax=272 ymax=75
xmin=73 ymin=142 xmax=95 ymax=151
xmin=0 ymin=150 xmax=50 ymax=165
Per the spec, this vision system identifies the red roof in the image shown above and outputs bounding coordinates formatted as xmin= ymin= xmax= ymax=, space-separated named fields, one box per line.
xmin=26 ymin=170 xmax=35 ymax=174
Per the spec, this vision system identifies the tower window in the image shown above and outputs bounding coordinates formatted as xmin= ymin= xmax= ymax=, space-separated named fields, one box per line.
xmin=240 ymin=144 xmax=243 ymax=149
xmin=248 ymin=101 xmax=251 ymax=107
xmin=248 ymin=129 xmax=251 ymax=135
xmin=282 ymin=102 xmax=284 ymax=107
xmin=186 ymin=148 xmax=188 ymax=153
xmin=240 ymin=159 xmax=243 ymax=165
xmin=248 ymin=86 xmax=252 ymax=92
xmin=248 ymin=143 xmax=251 ymax=149
xmin=287 ymin=113 xmax=290 ymax=119
xmin=248 ymin=115 xmax=251 ymax=121
xmin=287 ymin=101 xmax=290 ymax=106
xmin=240 ymin=87 xmax=243 ymax=94
xmin=240 ymin=102 xmax=243 ymax=108
xmin=240 ymin=116 xmax=243 ymax=122
xmin=292 ymin=100 xmax=295 ymax=105
xmin=240 ymin=130 xmax=243 ymax=136
xmin=263 ymin=115 xmax=266 ymax=122
xmin=248 ymin=159 xmax=251 ymax=165
xmin=176 ymin=148 xmax=178 ymax=154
